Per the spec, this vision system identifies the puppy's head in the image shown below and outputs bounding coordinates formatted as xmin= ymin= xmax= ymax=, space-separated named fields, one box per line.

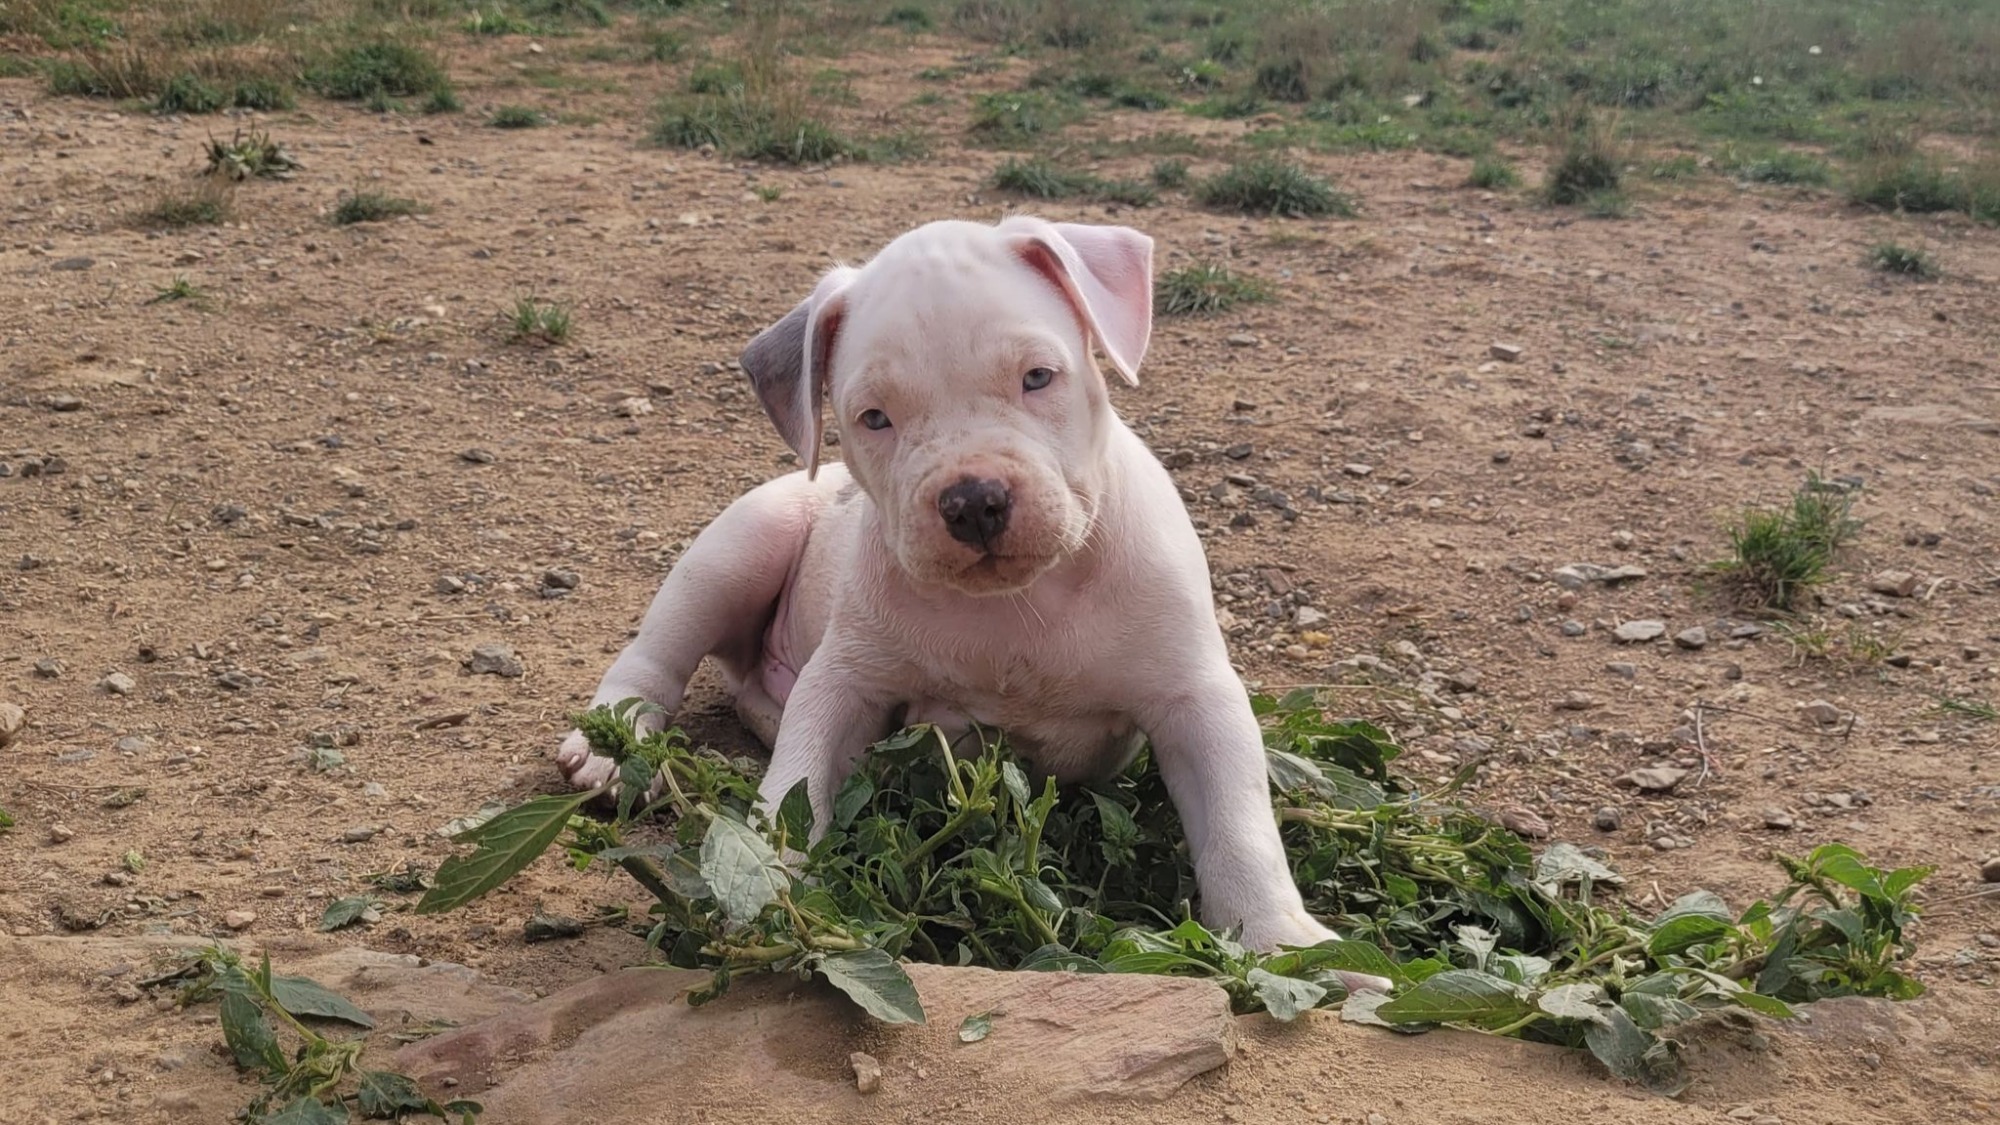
xmin=740 ymin=217 xmax=1154 ymax=596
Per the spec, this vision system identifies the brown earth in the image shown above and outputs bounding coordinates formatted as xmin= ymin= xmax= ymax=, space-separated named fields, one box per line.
xmin=3 ymin=27 xmax=1999 ymax=1125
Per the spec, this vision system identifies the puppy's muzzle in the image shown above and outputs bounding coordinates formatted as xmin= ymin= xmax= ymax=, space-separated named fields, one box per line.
xmin=937 ymin=477 xmax=1011 ymax=552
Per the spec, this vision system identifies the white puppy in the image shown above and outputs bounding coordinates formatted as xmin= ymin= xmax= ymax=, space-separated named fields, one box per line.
xmin=558 ymin=216 xmax=1388 ymax=986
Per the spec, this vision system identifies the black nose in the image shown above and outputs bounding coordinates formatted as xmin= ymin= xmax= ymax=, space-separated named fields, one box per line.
xmin=937 ymin=478 xmax=1011 ymax=550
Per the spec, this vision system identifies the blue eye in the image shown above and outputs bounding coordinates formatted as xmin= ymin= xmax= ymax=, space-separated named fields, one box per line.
xmin=1023 ymin=366 xmax=1056 ymax=392
xmin=860 ymin=409 xmax=893 ymax=431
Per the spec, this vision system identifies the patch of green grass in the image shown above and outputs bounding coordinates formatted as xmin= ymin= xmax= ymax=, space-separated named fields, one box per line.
xmin=152 ymin=71 xmax=225 ymax=113
xmin=753 ymin=184 xmax=783 ymax=202
xmin=652 ymin=90 xmax=855 ymax=165
xmin=991 ymin=156 xmax=1093 ymax=198
xmin=509 ymin=294 xmax=572 ymax=345
xmin=1186 ymin=92 xmax=1268 ymax=119
xmin=204 ymin=129 xmax=302 ymax=180
xmin=1867 ymin=242 xmax=1937 ymax=279
xmin=147 ymin=274 xmax=205 ymax=305
xmin=1154 ymin=261 xmax=1274 ymax=317
xmin=135 ymin=176 xmax=234 ymax=229
xmin=1542 ymin=118 xmax=1622 ymax=206
xmin=1726 ymin=149 xmax=1831 ymax=186
xmin=1846 ymin=155 xmax=1959 ymax=213
xmin=1582 ymin=189 xmax=1632 ymax=218
xmin=332 ymin=189 xmax=426 ymax=225
xmin=1150 ymin=158 xmax=1189 ymax=188
xmin=523 ymin=0 xmax=609 ymax=26
xmin=309 ymin=41 xmax=454 ymax=104
xmin=883 ymin=4 xmax=931 ymax=31
xmin=464 ymin=7 xmax=541 ymax=35
xmin=1647 ymin=154 xmax=1702 ymax=180
xmin=490 ymin=104 xmax=544 ymax=128
xmin=1713 ymin=473 xmax=1862 ymax=612
xmin=1936 ymin=696 xmax=1999 ymax=722
xmin=968 ymin=91 xmax=1074 ymax=146
xmin=1467 ymin=155 xmax=1519 ymax=189
xmin=1195 ymin=157 xmax=1353 ymax=218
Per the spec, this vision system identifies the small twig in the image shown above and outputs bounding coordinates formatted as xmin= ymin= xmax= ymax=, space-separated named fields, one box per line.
xmin=1691 ymin=701 xmax=1719 ymax=787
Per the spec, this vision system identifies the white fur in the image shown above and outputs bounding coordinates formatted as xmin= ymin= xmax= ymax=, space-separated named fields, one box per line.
xmin=556 ymin=216 xmax=1389 ymax=991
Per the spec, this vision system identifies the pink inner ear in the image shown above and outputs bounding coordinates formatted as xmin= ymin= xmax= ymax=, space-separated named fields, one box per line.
xmin=1014 ymin=234 xmax=1151 ymax=386
xmin=803 ymin=300 xmax=845 ymax=478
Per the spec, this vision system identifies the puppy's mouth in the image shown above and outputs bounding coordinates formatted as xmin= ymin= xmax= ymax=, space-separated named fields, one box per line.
xmin=947 ymin=551 xmax=1056 ymax=595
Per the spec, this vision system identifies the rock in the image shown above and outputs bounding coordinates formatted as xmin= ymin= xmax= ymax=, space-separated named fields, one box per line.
xmin=1614 ymin=620 xmax=1666 ymax=643
xmin=1867 ymin=570 xmax=1918 ymax=598
xmin=1498 ymin=807 xmax=1549 ymax=839
xmin=1762 ymin=809 xmax=1795 ymax=830
xmin=435 ymin=575 xmax=466 ymax=595
xmin=1605 ymin=662 xmax=1637 ymax=680
xmin=1293 ymin=606 xmax=1326 ymax=628
xmin=222 ymin=910 xmax=257 ymax=931
xmin=1489 ymin=342 xmax=1524 ymax=362
xmin=1554 ymin=691 xmax=1596 ymax=711
xmin=1341 ymin=463 xmax=1373 ymax=478
xmin=467 ymin=644 xmax=524 ymax=678
xmin=1674 ymin=627 xmax=1709 ymax=650
xmin=397 ymin=963 xmax=1236 ymax=1114
xmin=460 ymin=448 xmax=497 ymax=464
xmin=48 ymin=393 xmax=84 ymax=412
xmin=1553 ymin=563 xmax=1649 ymax=589
xmin=850 ymin=1051 xmax=882 ymax=1094
xmin=1225 ymin=333 xmax=1260 ymax=348
xmin=51 ymin=256 xmax=95 ymax=271
xmin=1444 ymin=670 xmax=1480 ymax=694
xmin=1980 ymin=856 xmax=2000 ymax=884
xmin=1801 ymin=699 xmax=1843 ymax=727
xmin=100 ymin=672 xmax=137 ymax=696
xmin=341 ymin=826 xmax=380 ymax=844
xmin=50 ymin=823 xmax=74 ymax=843
xmin=613 ymin=397 xmax=653 ymax=418
xmin=0 ymin=702 xmax=24 ymax=749
xmin=114 ymin=735 xmax=152 ymax=754
xmin=1560 ymin=620 xmax=1586 ymax=637
xmin=1592 ymin=806 xmax=1622 ymax=832
xmin=1610 ymin=529 xmax=1635 ymax=550
xmin=542 ymin=569 xmax=580 ymax=592
xmin=1615 ymin=766 xmax=1689 ymax=793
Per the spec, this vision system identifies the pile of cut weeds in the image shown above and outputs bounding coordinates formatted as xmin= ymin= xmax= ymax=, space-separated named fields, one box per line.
xmin=418 ymin=691 xmax=1928 ymax=1095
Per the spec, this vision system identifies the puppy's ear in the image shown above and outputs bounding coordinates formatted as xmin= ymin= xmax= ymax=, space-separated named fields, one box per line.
xmin=739 ymin=267 xmax=856 ymax=477
xmin=1002 ymin=217 xmax=1154 ymax=387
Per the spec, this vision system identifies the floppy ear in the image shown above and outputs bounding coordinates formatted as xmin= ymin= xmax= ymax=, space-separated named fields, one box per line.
xmin=739 ymin=266 xmax=857 ymax=477
xmin=1001 ymin=217 xmax=1154 ymax=387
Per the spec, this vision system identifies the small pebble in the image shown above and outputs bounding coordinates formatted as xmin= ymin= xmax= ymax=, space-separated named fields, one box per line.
xmin=1593 ymin=807 xmax=1622 ymax=832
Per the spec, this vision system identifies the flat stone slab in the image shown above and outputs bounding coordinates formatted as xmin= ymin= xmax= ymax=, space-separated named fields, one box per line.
xmin=396 ymin=962 xmax=1238 ymax=1121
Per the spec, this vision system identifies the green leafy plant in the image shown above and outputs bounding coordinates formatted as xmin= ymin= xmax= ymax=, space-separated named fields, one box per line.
xmin=1468 ymin=155 xmax=1519 ymax=189
xmin=1155 ymin=261 xmax=1274 ymax=316
xmin=1712 ymin=473 xmax=1862 ymax=611
xmin=1195 ymin=157 xmax=1354 ymax=218
xmin=508 ymin=295 xmax=572 ymax=344
xmin=205 ymin=128 xmax=302 ymax=180
xmin=1151 ymin=158 xmax=1190 ymax=188
xmin=148 ymin=274 xmax=206 ymax=305
xmin=332 ymin=189 xmax=426 ymax=225
xmin=421 ymin=692 xmax=1929 ymax=1092
xmin=159 ymin=946 xmax=478 ymax=1123
xmin=489 ymin=104 xmax=544 ymax=128
xmin=310 ymin=41 xmax=455 ymax=104
xmin=1868 ymin=242 xmax=1937 ymax=279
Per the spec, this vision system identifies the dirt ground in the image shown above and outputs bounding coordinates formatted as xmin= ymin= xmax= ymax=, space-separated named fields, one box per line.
xmin=2 ymin=29 xmax=1998 ymax=1125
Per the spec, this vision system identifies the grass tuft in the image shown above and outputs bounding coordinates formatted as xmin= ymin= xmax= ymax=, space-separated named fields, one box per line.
xmin=1195 ymin=157 xmax=1353 ymax=218
xmin=1542 ymin=115 xmax=1623 ymax=205
xmin=204 ymin=129 xmax=301 ymax=180
xmin=1154 ymin=261 xmax=1274 ymax=317
xmin=509 ymin=294 xmax=572 ymax=344
xmin=134 ymin=176 xmax=234 ymax=228
xmin=1467 ymin=155 xmax=1519 ymax=190
xmin=490 ymin=104 xmax=544 ymax=128
xmin=309 ymin=41 xmax=454 ymax=105
xmin=1867 ymin=242 xmax=1937 ymax=279
xmin=1712 ymin=473 xmax=1862 ymax=612
xmin=331 ymin=189 xmax=425 ymax=225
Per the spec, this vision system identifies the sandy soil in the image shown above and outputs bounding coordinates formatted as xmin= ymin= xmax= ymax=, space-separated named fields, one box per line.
xmin=2 ymin=29 xmax=1998 ymax=1125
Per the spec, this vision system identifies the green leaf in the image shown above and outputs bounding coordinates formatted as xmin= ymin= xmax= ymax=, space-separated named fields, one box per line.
xmin=814 ymin=949 xmax=925 ymax=1024
xmin=1536 ymin=982 xmax=1610 ymax=1025
xmin=442 ymin=1100 xmax=484 ymax=1125
xmin=1583 ymin=1005 xmax=1687 ymax=1095
xmin=1620 ymin=991 xmax=1700 ymax=1031
xmin=417 ymin=792 xmax=592 ymax=914
xmin=1000 ymin=761 xmax=1031 ymax=807
xmin=1455 ymin=924 xmax=1496 ymax=971
xmin=1490 ymin=954 xmax=1552 ymax=987
xmin=220 ymin=987 xmax=286 ymax=1075
xmin=256 ymin=1097 xmax=349 ymax=1125
xmin=319 ymin=895 xmax=379 ymax=932
xmin=1249 ymin=967 xmax=1328 ymax=1021
xmin=1262 ymin=940 xmax=1404 ymax=988
xmin=270 ymin=975 xmax=375 ymax=1028
xmin=777 ymin=778 xmax=814 ymax=849
xmin=0 ymin=807 xmax=15 ymax=830
xmin=1018 ymin=945 xmax=1105 ymax=973
xmin=699 ymin=813 xmax=789 ymax=925
xmin=1882 ymin=865 xmax=1933 ymax=900
xmin=1534 ymin=843 xmax=1624 ymax=889
xmin=1653 ymin=889 xmax=1733 ymax=926
xmin=832 ymin=772 xmax=874 ymax=829
xmin=355 ymin=1070 xmax=433 ymax=1117
xmin=1647 ymin=913 xmax=1733 ymax=956
xmin=1374 ymin=969 xmax=1532 ymax=1029
xmin=616 ymin=754 xmax=656 ymax=823
xmin=958 ymin=1012 xmax=993 ymax=1042
xmin=1339 ymin=989 xmax=1427 ymax=1033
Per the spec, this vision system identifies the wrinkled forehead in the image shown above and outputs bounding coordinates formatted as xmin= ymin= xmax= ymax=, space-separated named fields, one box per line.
xmin=830 ymin=224 xmax=1085 ymax=385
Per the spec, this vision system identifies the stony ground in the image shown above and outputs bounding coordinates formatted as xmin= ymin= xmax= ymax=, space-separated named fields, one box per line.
xmin=2 ymin=28 xmax=1999 ymax=1125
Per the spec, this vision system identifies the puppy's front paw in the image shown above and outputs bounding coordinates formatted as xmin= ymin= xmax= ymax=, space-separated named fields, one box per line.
xmin=556 ymin=729 xmax=619 ymax=791
xmin=1241 ymin=910 xmax=1395 ymax=996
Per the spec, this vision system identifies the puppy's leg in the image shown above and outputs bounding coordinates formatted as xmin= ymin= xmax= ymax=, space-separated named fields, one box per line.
xmin=1140 ymin=675 xmax=1394 ymax=994
xmin=753 ymin=644 xmax=892 ymax=834
xmin=557 ymin=478 xmax=816 ymax=790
